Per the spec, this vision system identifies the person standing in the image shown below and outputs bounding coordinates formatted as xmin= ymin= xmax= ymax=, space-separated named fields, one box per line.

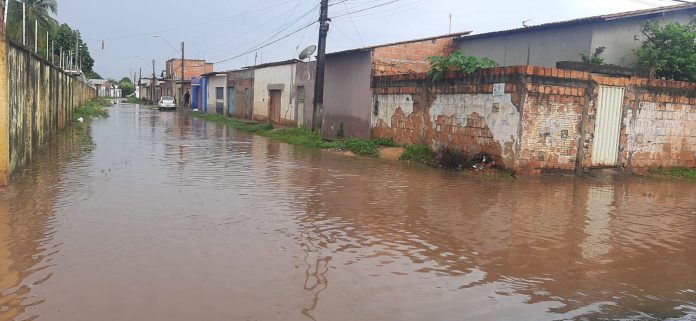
xmin=184 ymin=90 xmax=191 ymax=108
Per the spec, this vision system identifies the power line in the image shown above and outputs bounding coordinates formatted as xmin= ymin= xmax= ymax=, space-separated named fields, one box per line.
xmin=212 ymin=20 xmax=318 ymax=64
xmin=330 ymin=0 xmax=403 ymax=18
xmin=343 ymin=2 xmax=365 ymax=46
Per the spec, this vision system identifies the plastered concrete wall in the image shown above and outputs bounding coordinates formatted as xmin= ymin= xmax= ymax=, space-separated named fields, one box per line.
xmin=5 ymin=41 xmax=95 ymax=180
xmin=591 ymin=9 xmax=696 ymax=67
xmin=294 ymin=61 xmax=315 ymax=127
xmin=252 ymin=63 xmax=296 ymax=125
xmin=0 ymin=18 xmax=9 ymax=186
xmin=324 ymin=51 xmax=373 ymax=138
xmin=457 ymin=24 xmax=594 ymax=67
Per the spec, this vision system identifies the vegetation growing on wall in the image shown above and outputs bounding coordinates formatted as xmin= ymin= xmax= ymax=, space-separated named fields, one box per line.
xmin=580 ymin=46 xmax=606 ymax=65
xmin=428 ymin=51 xmax=499 ymax=81
xmin=635 ymin=19 xmax=696 ymax=82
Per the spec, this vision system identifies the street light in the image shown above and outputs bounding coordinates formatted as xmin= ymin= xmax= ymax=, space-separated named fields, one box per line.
xmin=153 ymin=34 xmax=178 ymax=54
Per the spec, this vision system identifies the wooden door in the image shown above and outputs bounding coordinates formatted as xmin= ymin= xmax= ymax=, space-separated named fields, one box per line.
xmin=269 ymin=90 xmax=281 ymax=124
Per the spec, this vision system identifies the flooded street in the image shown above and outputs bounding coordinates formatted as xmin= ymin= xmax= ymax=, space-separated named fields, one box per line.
xmin=1 ymin=103 xmax=695 ymax=321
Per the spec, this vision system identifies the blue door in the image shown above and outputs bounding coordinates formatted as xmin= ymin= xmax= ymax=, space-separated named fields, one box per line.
xmin=201 ymin=78 xmax=208 ymax=113
xmin=228 ymin=86 xmax=236 ymax=116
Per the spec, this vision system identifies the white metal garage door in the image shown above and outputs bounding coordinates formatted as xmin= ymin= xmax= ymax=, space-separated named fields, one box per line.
xmin=591 ymin=86 xmax=625 ymax=166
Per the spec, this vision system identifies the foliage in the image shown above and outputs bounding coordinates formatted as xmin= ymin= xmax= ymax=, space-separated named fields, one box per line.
xmin=400 ymin=145 xmax=438 ymax=167
xmin=53 ymin=23 xmax=96 ymax=75
xmin=119 ymin=77 xmax=135 ymax=97
xmin=580 ymin=46 xmax=606 ymax=65
xmin=85 ymin=70 xmax=102 ymax=79
xmin=428 ymin=51 xmax=499 ymax=81
xmin=649 ymin=167 xmax=696 ymax=180
xmin=74 ymin=98 xmax=111 ymax=121
xmin=335 ymin=137 xmax=380 ymax=158
xmin=372 ymin=138 xmax=396 ymax=147
xmin=6 ymin=0 xmax=57 ymax=46
xmin=126 ymin=97 xmax=147 ymax=105
xmin=635 ymin=20 xmax=696 ymax=81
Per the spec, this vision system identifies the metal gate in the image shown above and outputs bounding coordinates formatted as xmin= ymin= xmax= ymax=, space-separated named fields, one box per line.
xmin=296 ymin=86 xmax=305 ymax=126
xmin=228 ymin=86 xmax=236 ymax=116
xmin=591 ymin=86 xmax=625 ymax=166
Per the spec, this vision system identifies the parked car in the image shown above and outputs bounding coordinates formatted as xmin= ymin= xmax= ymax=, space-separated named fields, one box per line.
xmin=158 ymin=96 xmax=176 ymax=111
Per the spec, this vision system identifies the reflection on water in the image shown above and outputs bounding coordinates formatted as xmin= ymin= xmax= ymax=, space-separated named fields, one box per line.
xmin=1 ymin=104 xmax=695 ymax=321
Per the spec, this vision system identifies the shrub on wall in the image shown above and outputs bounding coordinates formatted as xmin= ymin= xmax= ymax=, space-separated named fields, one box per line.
xmin=635 ymin=19 xmax=696 ymax=82
xmin=428 ymin=51 xmax=499 ymax=81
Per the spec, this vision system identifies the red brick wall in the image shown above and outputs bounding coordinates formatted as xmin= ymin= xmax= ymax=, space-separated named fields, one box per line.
xmin=227 ymin=78 xmax=253 ymax=119
xmin=166 ymin=59 xmax=214 ymax=80
xmin=371 ymin=36 xmax=457 ymax=75
xmin=372 ymin=66 xmax=696 ymax=175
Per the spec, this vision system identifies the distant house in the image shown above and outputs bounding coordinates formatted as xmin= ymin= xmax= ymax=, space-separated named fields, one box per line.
xmin=166 ymin=59 xmax=214 ymax=108
xmin=88 ymin=79 xmax=107 ymax=96
xmin=456 ymin=3 xmax=696 ymax=68
xmin=200 ymin=72 xmax=228 ymax=115
xmin=226 ymin=69 xmax=255 ymax=120
xmin=321 ymin=32 xmax=471 ymax=138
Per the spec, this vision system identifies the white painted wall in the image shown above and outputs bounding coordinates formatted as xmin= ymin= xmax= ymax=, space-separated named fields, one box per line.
xmin=253 ymin=63 xmax=296 ymax=121
xmin=206 ymin=75 xmax=227 ymax=115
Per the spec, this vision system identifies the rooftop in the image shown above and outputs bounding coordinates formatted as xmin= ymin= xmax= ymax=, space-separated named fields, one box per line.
xmin=456 ymin=3 xmax=696 ymax=41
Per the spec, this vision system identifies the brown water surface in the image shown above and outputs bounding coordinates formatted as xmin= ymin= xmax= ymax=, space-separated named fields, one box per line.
xmin=1 ymin=104 xmax=695 ymax=321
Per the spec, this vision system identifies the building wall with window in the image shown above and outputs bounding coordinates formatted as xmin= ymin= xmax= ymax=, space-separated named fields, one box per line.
xmin=205 ymin=74 xmax=227 ymax=115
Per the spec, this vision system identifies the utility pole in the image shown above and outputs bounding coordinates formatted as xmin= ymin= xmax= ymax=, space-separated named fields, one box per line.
xmin=51 ymin=41 xmax=54 ymax=64
xmin=312 ymin=0 xmax=329 ymax=132
xmin=181 ymin=41 xmax=185 ymax=107
xmin=449 ymin=14 xmax=452 ymax=34
xmin=34 ymin=19 xmax=37 ymax=53
xmin=151 ymin=59 xmax=155 ymax=104
xmin=46 ymin=31 xmax=49 ymax=60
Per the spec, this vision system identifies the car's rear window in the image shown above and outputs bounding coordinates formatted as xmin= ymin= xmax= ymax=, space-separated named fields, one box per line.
xmin=162 ymin=96 xmax=174 ymax=101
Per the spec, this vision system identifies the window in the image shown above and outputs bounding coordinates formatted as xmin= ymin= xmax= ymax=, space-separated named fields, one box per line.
xmin=216 ymin=87 xmax=224 ymax=100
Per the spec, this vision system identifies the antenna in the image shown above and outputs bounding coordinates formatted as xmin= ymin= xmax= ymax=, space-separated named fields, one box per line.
xmin=299 ymin=45 xmax=317 ymax=60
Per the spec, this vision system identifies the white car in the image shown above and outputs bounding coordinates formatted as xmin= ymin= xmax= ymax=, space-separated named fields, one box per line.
xmin=158 ymin=96 xmax=176 ymax=111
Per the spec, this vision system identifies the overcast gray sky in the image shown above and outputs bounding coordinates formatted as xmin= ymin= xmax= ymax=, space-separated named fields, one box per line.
xmin=52 ymin=0 xmax=676 ymax=79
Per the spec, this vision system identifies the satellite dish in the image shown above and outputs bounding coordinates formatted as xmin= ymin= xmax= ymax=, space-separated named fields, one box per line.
xmin=299 ymin=45 xmax=317 ymax=60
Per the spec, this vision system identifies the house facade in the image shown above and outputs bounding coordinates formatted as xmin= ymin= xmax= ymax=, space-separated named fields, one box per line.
xmin=226 ymin=69 xmax=255 ymax=119
xmin=456 ymin=4 xmax=696 ymax=68
xmin=201 ymin=72 xmax=227 ymax=115
xmin=166 ymin=59 xmax=213 ymax=107
xmin=251 ymin=59 xmax=301 ymax=125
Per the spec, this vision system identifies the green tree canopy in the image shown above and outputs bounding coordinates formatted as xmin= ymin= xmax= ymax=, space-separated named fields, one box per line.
xmin=54 ymin=23 xmax=95 ymax=74
xmin=635 ymin=19 xmax=696 ymax=81
xmin=119 ymin=77 xmax=133 ymax=84
xmin=120 ymin=82 xmax=135 ymax=97
xmin=6 ymin=0 xmax=57 ymax=45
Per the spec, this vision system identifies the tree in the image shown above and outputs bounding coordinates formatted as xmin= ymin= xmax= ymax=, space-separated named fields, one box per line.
xmin=54 ymin=23 xmax=95 ymax=74
xmin=635 ymin=19 xmax=696 ymax=81
xmin=6 ymin=0 xmax=57 ymax=47
xmin=119 ymin=77 xmax=133 ymax=84
xmin=580 ymin=47 xmax=606 ymax=65
xmin=120 ymin=82 xmax=135 ymax=97
xmin=85 ymin=70 xmax=102 ymax=80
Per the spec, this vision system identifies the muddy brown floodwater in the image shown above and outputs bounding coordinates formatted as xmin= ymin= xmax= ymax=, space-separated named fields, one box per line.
xmin=1 ymin=104 xmax=696 ymax=321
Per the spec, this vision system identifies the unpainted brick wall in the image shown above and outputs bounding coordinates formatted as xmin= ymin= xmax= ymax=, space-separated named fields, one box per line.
xmin=372 ymin=37 xmax=457 ymax=75
xmin=372 ymin=66 xmax=696 ymax=174
xmin=167 ymin=59 xmax=214 ymax=80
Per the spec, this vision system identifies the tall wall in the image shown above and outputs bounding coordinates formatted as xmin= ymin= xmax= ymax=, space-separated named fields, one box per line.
xmin=372 ymin=66 xmax=696 ymax=175
xmin=2 ymin=40 xmax=95 ymax=184
xmin=0 ymin=3 xmax=9 ymax=186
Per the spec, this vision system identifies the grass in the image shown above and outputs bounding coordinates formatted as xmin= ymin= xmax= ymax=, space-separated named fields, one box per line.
xmin=191 ymin=112 xmax=392 ymax=157
xmin=126 ymin=97 xmax=147 ymax=105
xmin=400 ymin=145 xmax=438 ymax=167
xmin=649 ymin=167 xmax=696 ymax=180
xmin=74 ymin=98 xmax=111 ymax=121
